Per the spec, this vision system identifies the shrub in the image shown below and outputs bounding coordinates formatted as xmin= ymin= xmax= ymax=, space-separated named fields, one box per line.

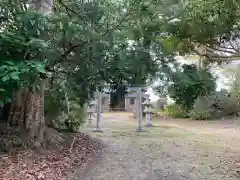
xmin=167 ymin=64 xmax=216 ymax=110
xmin=52 ymin=101 xmax=87 ymax=132
xmin=226 ymin=86 xmax=240 ymax=115
xmin=189 ymin=96 xmax=214 ymax=120
xmin=207 ymin=90 xmax=229 ymax=117
xmin=67 ymin=101 xmax=87 ymax=132
xmin=45 ymin=94 xmax=87 ymax=132
xmin=164 ymin=103 xmax=189 ymax=118
xmin=190 ymin=86 xmax=240 ymax=120
xmin=207 ymin=89 xmax=240 ymax=117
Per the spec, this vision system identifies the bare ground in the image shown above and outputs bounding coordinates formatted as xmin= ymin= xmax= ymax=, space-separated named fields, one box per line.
xmin=0 ymin=126 xmax=105 ymax=180
xmin=74 ymin=113 xmax=240 ymax=180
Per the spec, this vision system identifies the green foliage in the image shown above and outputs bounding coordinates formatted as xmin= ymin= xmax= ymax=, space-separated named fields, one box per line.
xmin=145 ymin=0 xmax=240 ymax=62
xmin=210 ymin=87 xmax=240 ymax=116
xmin=207 ymin=90 xmax=229 ymax=117
xmin=227 ymin=85 xmax=240 ymax=114
xmin=190 ymin=88 xmax=240 ymax=120
xmin=164 ymin=103 xmax=188 ymax=118
xmin=195 ymin=87 xmax=240 ymax=120
xmin=168 ymin=64 xmax=216 ymax=110
xmin=0 ymin=60 xmax=46 ymax=105
xmin=133 ymin=0 xmax=240 ymax=63
xmin=0 ymin=0 xmax=184 ymax=135
xmin=44 ymin=89 xmax=65 ymax=116
xmin=0 ymin=8 xmax=49 ymax=105
xmin=50 ymin=100 xmax=86 ymax=132
xmin=188 ymin=96 xmax=214 ymax=120
xmin=44 ymin=82 xmax=86 ymax=132
xmin=67 ymin=102 xmax=87 ymax=132
xmin=0 ymin=1 xmax=171 ymax=107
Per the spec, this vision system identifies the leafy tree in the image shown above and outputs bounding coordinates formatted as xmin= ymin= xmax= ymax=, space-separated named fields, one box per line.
xmin=166 ymin=64 xmax=216 ymax=110
xmin=160 ymin=0 xmax=240 ymax=63
xmin=0 ymin=0 xmax=178 ymax=140
xmin=128 ymin=0 xmax=240 ymax=65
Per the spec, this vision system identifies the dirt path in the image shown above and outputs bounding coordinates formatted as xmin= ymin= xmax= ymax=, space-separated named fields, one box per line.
xmin=73 ymin=113 xmax=240 ymax=180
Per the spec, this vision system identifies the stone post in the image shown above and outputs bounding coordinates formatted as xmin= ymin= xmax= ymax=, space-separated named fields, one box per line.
xmin=136 ymin=87 xmax=144 ymax=132
xmin=93 ymin=90 xmax=103 ymax=132
xmin=125 ymin=97 xmax=128 ymax=111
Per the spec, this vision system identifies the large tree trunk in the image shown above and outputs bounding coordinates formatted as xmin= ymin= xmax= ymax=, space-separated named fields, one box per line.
xmin=8 ymin=88 xmax=28 ymax=126
xmin=6 ymin=0 xmax=54 ymax=148
xmin=0 ymin=102 xmax=11 ymax=122
xmin=7 ymin=85 xmax=46 ymax=143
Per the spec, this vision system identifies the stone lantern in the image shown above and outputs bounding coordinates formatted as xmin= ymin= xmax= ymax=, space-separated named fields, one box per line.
xmin=87 ymin=100 xmax=96 ymax=126
xmin=143 ymin=97 xmax=151 ymax=127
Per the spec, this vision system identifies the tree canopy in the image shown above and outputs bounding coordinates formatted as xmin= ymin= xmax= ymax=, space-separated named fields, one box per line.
xmin=0 ymin=0 xmax=176 ymax=106
xmin=168 ymin=64 xmax=216 ymax=110
xmin=1 ymin=0 xmax=239 ymax=124
xmin=130 ymin=0 xmax=240 ymax=64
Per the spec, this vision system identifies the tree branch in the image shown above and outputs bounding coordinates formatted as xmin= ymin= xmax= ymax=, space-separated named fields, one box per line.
xmin=57 ymin=0 xmax=75 ymax=17
xmin=59 ymin=41 xmax=87 ymax=62
xmin=45 ymin=66 xmax=72 ymax=75
xmin=229 ymin=40 xmax=240 ymax=52
xmin=191 ymin=41 xmax=240 ymax=62
xmin=206 ymin=46 xmax=236 ymax=55
xmin=102 ymin=7 xmax=135 ymax=36
xmin=53 ymin=0 xmax=136 ymax=67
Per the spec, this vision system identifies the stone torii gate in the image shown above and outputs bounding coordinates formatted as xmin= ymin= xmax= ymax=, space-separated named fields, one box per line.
xmin=88 ymin=86 xmax=151 ymax=132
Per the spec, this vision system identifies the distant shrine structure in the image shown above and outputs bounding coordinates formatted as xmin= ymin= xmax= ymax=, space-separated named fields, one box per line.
xmin=92 ymin=87 xmax=150 ymax=112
